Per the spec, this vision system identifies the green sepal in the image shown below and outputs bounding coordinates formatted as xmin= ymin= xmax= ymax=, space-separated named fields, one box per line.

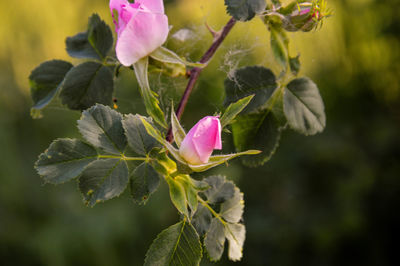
xmin=220 ymin=95 xmax=254 ymax=128
xmin=133 ymin=57 xmax=167 ymax=128
xmin=150 ymin=46 xmax=205 ymax=68
xmin=192 ymin=176 xmax=246 ymax=262
xmin=144 ymin=220 xmax=202 ymax=266
xmin=78 ymin=158 xmax=129 ymax=207
xmin=171 ymin=109 xmax=186 ymax=147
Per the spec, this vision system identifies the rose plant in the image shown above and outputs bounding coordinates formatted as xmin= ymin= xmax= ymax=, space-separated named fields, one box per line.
xmin=29 ymin=0 xmax=331 ymax=265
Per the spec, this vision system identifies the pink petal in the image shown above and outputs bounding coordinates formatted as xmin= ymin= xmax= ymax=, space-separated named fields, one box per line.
xmin=192 ymin=116 xmax=221 ymax=163
xmin=179 ymin=137 xmax=203 ymax=165
xmin=214 ymin=118 xmax=222 ymax=150
xmin=136 ymin=0 xmax=165 ymax=13
xmin=115 ymin=11 xmax=169 ymax=66
xmin=109 ymin=0 xmax=128 ymax=14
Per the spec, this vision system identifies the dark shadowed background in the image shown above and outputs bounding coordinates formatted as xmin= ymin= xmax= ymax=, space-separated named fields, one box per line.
xmin=1 ymin=0 xmax=399 ymax=265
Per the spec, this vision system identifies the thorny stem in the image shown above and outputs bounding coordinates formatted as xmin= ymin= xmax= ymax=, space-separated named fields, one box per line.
xmin=166 ymin=17 xmax=237 ymax=142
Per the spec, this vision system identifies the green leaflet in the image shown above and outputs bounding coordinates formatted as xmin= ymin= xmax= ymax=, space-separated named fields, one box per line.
xmin=78 ymin=104 xmax=127 ymax=155
xmin=35 ymin=138 xmax=98 ymax=184
xmin=60 ymin=62 xmax=114 ymax=110
xmin=232 ymin=111 xmax=281 ymax=167
xmin=224 ymin=66 xmax=277 ymax=114
xmin=65 ymin=13 xmax=113 ymax=60
xmin=224 ymin=0 xmax=267 ymax=21
xmin=130 ymin=162 xmax=160 ymax=204
xmin=122 ymin=114 xmax=161 ymax=156
xmin=283 ymin=77 xmax=326 ymax=135
xmin=29 ymin=60 xmax=73 ymax=116
xmin=192 ymin=176 xmax=246 ymax=262
xmin=150 ymin=46 xmax=204 ymax=68
xmin=144 ymin=220 xmax=202 ymax=266
xmin=79 ymin=158 xmax=129 ymax=207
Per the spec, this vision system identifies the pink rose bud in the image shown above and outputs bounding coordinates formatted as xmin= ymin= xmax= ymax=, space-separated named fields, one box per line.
xmin=109 ymin=0 xmax=169 ymax=66
xmin=179 ymin=116 xmax=222 ymax=165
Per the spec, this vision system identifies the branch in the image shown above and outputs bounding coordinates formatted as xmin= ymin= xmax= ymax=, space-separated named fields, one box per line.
xmin=166 ymin=17 xmax=236 ymax=142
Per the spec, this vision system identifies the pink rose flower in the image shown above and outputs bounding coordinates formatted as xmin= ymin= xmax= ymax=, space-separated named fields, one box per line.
xmin=109 ymin=0 xmax=169 ymax=66
xmin=179 ymin=116 xmax=222 ymax=165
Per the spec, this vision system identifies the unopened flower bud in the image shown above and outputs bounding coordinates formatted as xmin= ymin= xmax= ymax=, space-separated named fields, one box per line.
xmin=179 ymin=116 xmax=222 ymax=165
xmin=280 ymin=0 xmax=329 ymax=32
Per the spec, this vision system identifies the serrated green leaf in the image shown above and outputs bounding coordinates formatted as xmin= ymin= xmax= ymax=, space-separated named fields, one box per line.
xmin=166 ymin=176 xmax=189 ymax=217
xmin=220 ymin=95 xmax=254 ymax=128
xmin=224 ymin=223 xmax=245 ymax=261
xmin=150 ymin=46 xmax=204 ymax=68
xmin=144 ymin=220 xmax=202 ymax=266
xmin=35 ymin=139 xmax=98 ymax=184
xmin=204 ymin=218 xmax=226 ymax=261
xmin=203 ymin=176 xmax=235 ymax=204
xmin=194 ymin=176 xmax=246 ymax=262
xmin=284 ymin=77 xmax=326 ymax=135
xmin=66 ymin=14 xmax=113 ymax=60
xmin=171 ymin=110 xmax=186 ymax=147
xmin=130 ymin=162 xmax=160 ymax=204
xmin=232 ymin=111 xmax=281 ymax=167
xmin=220 ymin=187 xmax=244 ymax=223
xmin=78 ymin=158 xmax=129 ymax=206
xmin=78 ymin=104 xmax=127 ymax=155
xmin=224 ymin=0 xmax=267 ymax=21
xmin=224 ymin=66 xmax=277 ymax=113
xmin=192 ymin=204 xmax=212 ymax=236
xmin=122 ymin=114 xmax=160 ymax=156
xmin=29 ymin=60 xmax=73 ymax=113
xmin=133 ymin=57 xmax=167 ymax=128
xmin=60 ymin=61 xmax=114 ymax=110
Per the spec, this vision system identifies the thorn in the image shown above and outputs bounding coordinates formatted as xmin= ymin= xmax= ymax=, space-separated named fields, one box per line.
xmin=205 ymin=22 xmax=221 ymax=39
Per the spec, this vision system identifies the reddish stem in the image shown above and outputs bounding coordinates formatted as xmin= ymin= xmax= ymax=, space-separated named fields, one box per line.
xmin=166 ymin=17 xmax=236 ymax=142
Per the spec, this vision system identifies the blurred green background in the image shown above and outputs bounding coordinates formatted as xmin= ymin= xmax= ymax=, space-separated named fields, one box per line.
xmin=1 ymin=0 xmax=399 ymax=265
